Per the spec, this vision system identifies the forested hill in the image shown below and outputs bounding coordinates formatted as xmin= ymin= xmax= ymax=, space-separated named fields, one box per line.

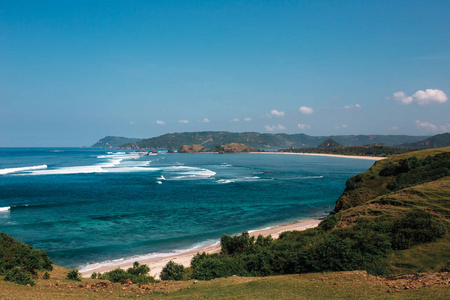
xmin=90 ymin=136 xmax=142 ymax=148
xmin=91 ymin=132 xmax=429 ymax=149
xmin=398 ymin=133 xmax=450 ymax=149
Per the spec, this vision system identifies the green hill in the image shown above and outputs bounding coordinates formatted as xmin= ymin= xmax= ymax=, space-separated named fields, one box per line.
xmin=106 ymin=131 xmax=429 ymax=149
xmin=90 ymin=136 xmax=142 ymax=148
xmin=317 ymin=138 xmax=342 ymax=149
xmin=398 ymin=133 xmax=450 ymax=149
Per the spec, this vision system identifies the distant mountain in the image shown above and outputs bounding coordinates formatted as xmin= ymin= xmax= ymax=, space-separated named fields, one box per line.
xmin=318 ymin=138 xmax=342 ymax=149
xmin=91 ymin=136 xmax=142 ymax=148
xmin=397 ymin=133 xmax=450 ymax=149
xmin=119 ymin=132 xmax=429 ymax=149
xmin=92 ymin=132 xmax=430 ymax=149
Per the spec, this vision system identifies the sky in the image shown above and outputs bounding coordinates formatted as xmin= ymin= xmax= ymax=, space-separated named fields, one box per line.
xmin=1 ymin=0 xmax=449 ymax=146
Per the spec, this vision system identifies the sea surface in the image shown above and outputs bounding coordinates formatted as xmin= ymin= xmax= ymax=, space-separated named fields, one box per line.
xmin=0 ymin=148 xmax=374 ymax=271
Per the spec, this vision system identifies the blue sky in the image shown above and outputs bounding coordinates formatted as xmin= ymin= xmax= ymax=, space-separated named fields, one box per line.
xmin=1 ymin=0 xmax=449 ymax=146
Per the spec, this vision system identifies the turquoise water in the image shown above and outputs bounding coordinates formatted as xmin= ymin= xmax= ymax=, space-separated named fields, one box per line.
xmin=0 ymin=148 xmax=374 ymax=270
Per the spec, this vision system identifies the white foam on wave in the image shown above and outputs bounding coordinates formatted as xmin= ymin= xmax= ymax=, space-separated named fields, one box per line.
xmin=28 ymin=165 xmax=106 ymax=175
xmin=171 ymin=169 xmax=216 ymax=180
xmin=0 ymin=165 xmax=48 ymax=175
xmin=217 ymin=179 xmax=235 ymax=184
xmin=0 ymin=206 xmax=10 ymax=212
xmin=77 ymin=239 xmax=220 ymax=273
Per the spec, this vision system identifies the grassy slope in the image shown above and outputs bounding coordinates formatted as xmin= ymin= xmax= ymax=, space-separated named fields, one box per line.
xmin=332 ymin=147 xmax=450 ymax=275
xmin=1 ymin=267 xmax=449 ymax=299
xmin=335 ymin=146 xmax=450 ymax=211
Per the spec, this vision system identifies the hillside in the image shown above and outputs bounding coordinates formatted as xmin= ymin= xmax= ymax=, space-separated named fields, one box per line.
xmin=317 ymin=138 xmax=342 ymax=149
xmin=91 ymin=136 xmax=142 ymax=148
xmin=211 ymin=143 xmax=259 ymax=153
xmin=398 ymin=133 xmax=450 ymax=149
xmin=177 ymin=144 xmax=208 ymax=153
xmin=102 ymin=131 xmax=429 ymax=149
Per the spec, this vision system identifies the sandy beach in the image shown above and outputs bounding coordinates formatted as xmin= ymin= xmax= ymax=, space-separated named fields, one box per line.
xmin=80 ymin=218 xmax=322 ymax=279
xmin=254 ymin=151 xmax=385 ymax=160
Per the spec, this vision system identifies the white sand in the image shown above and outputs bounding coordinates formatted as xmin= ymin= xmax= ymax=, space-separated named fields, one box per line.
xmin=253 ymin=151 xmax=385 ymax=160
xmin=80 ymin=218 xmax=322 ymax=279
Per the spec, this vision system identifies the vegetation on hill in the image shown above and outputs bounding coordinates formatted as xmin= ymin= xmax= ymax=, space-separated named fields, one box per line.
xmin=211 ymin=143 xmax=259 ymax=153
xmin=90 ymin=136 xmax=141 ymax=148
xmin=279 ymin=144 xmax=409 ymax=157
xmin=0 ymin=233 xmax=53 ymax=285
xmin=1 ymin=265 xmax=449 ymax=299
xmin=163 ymin=147 xmax=450 ymax=280
xmin=317 ymin=138 xmax=342 ymax=149
xmin=98 ymin=132 xmax=429 ymax=149
xmin=177 ymin=144 xmax=209 ymax=153
xmin=398 ymin=133 xmax=450 ymax=149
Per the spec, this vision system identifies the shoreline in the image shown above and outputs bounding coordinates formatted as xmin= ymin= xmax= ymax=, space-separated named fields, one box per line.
xmin=253 ymin=151 xmax=385 ymax=160
xmin=79 ymin=217 xmax=323 ymax=279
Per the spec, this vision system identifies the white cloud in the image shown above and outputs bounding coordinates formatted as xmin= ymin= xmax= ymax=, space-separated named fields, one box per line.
xmin=299 ymin=106 xmax=314 ymax=114
xmin=129 ymin=121 xmax=135 ymax=125
xmin=265 ymin=124 xmax=286 ymax=132
xmin=393 ymin=89 xmax=448 ymax=105
xmin=389 ymin=126 xmax=398 ymax=131
xmin=297 ymin=124 xmax=311 ymax=129
xmin=156 ymin=120 xmax=166 ymax=125
xmin=415 ymin=120 xmax=450 ymax=132
xmin=413 ymin=89 xmax=448 ymax=105
xmin=270 ymin=109 xmax=285 ymax=117
xmin=231 ymin=118 xmax=240 ymax=122
xmin=393 ymin=91 xmax=413 ymax=105
xmin=201 ymin=118 xmax=210 ymax=123
xmin=244 ymin=117 xmax=252 ymax=122
xmin=179 ymin=120 xmax=189 ymax=124
xmin=343 ymin=104 xmax=362 ymax=110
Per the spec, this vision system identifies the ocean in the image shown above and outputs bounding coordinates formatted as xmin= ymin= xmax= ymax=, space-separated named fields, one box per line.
xmin=0 ymin=148 xmax=374 ymax=271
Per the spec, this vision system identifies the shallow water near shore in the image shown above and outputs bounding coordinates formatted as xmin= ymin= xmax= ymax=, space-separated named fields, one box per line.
xmin=0 ymin=148 xmax=374 ymax=269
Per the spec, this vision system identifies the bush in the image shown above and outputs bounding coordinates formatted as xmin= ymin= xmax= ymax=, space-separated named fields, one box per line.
xmin=98 ymin=262 xmax=154 ymax=284
xmin=4 ymin=267 xmax=35 ymax=286
xmin=90 ymin=272 xmax=97 ymax=279
xmin=220 ymin=232 xmax=255 ymax=255
xmin=67 ymin=269 xmax=81 ymax=281
xmin=0 ymin=233 xmax=53 ymax=275
xmin=391 ymin=210 xmax=446 ymax=250
xmin=160 ymin=261 xmax=185 ymax=281
xmin=191 ymin=253 xmax=246 ymax=280
xmin=345 ymin=174 xmax=364 ymax=190
xmin=43 ymin=272 xmax=51 ymax=279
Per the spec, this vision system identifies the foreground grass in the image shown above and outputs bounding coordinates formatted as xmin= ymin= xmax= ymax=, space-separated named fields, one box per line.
xmin=1 ymin=265 xmax=449 ymax=299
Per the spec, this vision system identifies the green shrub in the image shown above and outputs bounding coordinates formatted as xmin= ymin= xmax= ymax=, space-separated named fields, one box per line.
xmin=345 ymin=174 xmax=364 ymax=190
xmin=98 ymin=262 xmax=154 ymax=284
xmin=220 ymin=232 xmax=255 ymax=255
xmin=0 ymin=233 xmax=53 ymax=275
xmin=391 ymin=210 xmax=446 ymax=250
xmin=191 ymin=253 xmax=246 ymax=280
xmin=67 ymin=269 xmax=81 ymax=281
xmin=160 ymin=261 xmax=185 ymax=281
xmin=98 ymin=268 xmax=128 ymax=282
xmin=43 ymin=272 xmax=50 ymax=279
xmin=90 ymin=272 xmax=97 ymax=279
xmin=4 ymin=267 xmax=35 ymax=286
xmin=319 ymin=214 xmax=340 ymax=231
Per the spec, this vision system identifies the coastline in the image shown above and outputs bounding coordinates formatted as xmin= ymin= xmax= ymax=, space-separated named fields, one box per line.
xmin=253 ymin=151 xmax=385 ymax=160
xmin=79 ymin=218 xmax=322 ymax=279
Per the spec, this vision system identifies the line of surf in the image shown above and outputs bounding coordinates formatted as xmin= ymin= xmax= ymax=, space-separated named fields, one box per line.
xmin=0 ymin=165 xmax=47 ymax=175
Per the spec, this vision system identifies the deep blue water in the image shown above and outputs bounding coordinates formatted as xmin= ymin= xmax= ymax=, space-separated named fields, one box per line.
xmin=0 ymin=148 xmax=374 ymax=270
